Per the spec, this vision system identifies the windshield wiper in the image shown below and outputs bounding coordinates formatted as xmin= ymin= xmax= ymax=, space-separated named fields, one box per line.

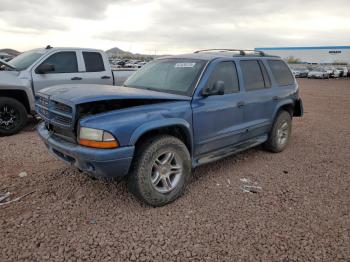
xmin=0 ymin=59 xmax=17 ymax=70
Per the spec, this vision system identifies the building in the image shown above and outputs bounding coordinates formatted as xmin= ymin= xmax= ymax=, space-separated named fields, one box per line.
xmin=254 ymin=46 xmax=350 ymax=64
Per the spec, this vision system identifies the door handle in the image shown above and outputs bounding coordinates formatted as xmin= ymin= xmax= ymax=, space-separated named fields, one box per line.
xmin=101 ymin=75 xmax=111 ymax=79
xmin=237 ymin=101 xmax=245 ymax=108
xmin=71 ymin=77 xmax=82 ymax=80
xmin=272 ymin=96 xmax=281 ymax=101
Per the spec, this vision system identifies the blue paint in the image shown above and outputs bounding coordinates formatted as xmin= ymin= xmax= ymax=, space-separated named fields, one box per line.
xmin=36 ymin=53 xmax=303 ymax=178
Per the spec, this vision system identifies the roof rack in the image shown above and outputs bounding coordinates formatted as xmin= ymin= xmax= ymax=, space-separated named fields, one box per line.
xmin=193 ymin=49 xmax=266 ymax=56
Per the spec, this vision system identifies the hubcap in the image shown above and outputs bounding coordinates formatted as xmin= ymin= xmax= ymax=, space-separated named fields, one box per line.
xmin=277 ymin=121 xmax=289 ymax=145
xmin=151 ymin=151 xmax=183 ymax=194
xmin=0 ymin=105 xmax=18 ymax=130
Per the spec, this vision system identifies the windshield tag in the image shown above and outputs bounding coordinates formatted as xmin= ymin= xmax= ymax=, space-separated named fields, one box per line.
xmin=175 ymin=63 xmax=196 ymax=68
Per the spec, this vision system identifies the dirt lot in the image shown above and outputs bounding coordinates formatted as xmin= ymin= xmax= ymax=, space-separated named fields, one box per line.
xmin=1 ymin=79 xmax=349 ymax=262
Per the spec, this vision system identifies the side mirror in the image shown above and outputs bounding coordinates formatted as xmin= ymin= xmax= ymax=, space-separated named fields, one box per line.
xmin=202 ymin=81 xmax=225 ymax=96
xmin=36 ymin=63 xmax=55 ymax=74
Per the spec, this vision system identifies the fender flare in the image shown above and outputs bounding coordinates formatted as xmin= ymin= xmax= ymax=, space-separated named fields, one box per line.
xmin=129 ymin=118 xmax=193 ymax=152
xmin=271 ymin=99 xmax=295 ymax=121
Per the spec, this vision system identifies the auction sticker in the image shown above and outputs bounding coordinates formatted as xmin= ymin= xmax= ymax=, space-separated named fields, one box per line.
xmin=175 ymin=63 xmax=196 ymax=68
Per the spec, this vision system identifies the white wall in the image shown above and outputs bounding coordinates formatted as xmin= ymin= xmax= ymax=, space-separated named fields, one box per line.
xmin=255 ymin=48 xmax=350 ymax=64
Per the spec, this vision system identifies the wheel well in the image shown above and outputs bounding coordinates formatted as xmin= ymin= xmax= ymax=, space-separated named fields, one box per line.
xmin=279 ymin=104 xmax=293 ymax=117
xmin=134 ymin=125 xmax=192 ymax=154
xmin=0 ymin=90 xmax=30 ymax=113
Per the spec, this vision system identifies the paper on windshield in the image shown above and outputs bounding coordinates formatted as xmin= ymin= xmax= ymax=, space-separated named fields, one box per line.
xmin=175 ymin=63 xmax=196 ymax=68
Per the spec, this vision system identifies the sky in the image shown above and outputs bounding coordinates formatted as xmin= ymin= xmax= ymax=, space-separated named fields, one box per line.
xmin=0 ymin=0 xmax=350 ymax=54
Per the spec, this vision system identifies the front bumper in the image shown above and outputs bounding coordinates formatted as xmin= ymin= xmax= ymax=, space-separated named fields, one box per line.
xmin=37 ymin=123 xmax=134 ymax=178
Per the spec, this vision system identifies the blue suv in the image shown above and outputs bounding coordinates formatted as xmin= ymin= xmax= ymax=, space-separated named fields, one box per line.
xmin=36 ymin=49 xmax=303 ymax=206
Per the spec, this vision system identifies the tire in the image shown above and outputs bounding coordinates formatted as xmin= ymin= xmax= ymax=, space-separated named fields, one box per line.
xmin=264 ymin=110 xmax=292 ymax=153
xmin=0 ymin=97 xmax=28 ymax=136
xmin=128 ymin=135 xmax=191 ymax=207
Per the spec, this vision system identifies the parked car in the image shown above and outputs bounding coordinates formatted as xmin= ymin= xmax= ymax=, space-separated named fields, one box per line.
xmin=324 ymin=66 xmax=341 ymax=78
xmin=336 ymin=67 xmax=348 ymax=77
xmin=292 ymin=68 xmax=309 ymax=78
xmin=308 ymin=68 xmax=330 ymax=79
xmin=332 ymin=68 xmax=342 ymax=78
xmin=36 ymin=49 xmax=303 ymax=206
xmin=0 ymin=46 xmax=136 ymax=136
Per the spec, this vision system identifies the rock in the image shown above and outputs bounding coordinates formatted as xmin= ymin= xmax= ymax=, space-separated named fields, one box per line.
xmin=19 ymin=172 xmax=28 ymax=177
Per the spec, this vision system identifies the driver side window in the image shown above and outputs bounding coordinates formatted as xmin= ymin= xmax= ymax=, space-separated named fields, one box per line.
xmin=39 ymin=52 xmax=78 ymax=73
xmin=206 ymin=61 xmax=239 ymax=94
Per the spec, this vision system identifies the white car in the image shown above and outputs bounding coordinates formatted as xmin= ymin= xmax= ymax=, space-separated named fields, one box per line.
xmin=325 ymin=67 xmax=341 ymax=78
xmin=336 ymin=67 xmax=349 ymax=77
xmin=308 ymin=68 xmax=329 ymax=79
xmin=332 ymin=68 xmax=342 ymax=78
xmin=292 ymin=68 xmax=309 ymax=78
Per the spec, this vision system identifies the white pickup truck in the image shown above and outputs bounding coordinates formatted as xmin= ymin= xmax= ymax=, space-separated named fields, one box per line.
xmin=0 ymin=46 xmax=135 ymax=135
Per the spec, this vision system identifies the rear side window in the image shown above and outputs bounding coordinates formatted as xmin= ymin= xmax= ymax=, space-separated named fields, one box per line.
xmin=206 ymin=61 xmax=239 ymax=93
xmin=268 ymin=60 xmax=294 ymax=86
xmin=259 ymin=61 xmax=271 ymax=88
xmin=41 ymin=52 xmax=78 ymax=73
xmin=83 ymin=52 xmax=105 ymax=72
xmin=240 ymin=60 xmax=265 ymax=91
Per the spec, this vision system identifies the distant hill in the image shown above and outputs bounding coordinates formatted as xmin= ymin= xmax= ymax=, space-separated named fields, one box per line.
xmin=0 ymin=49 xmax=20 ymax=56
xmin=106 ymin=47 xmax=133 ymax=57
xmin=106 ymin=47 xmax=157 ymax=59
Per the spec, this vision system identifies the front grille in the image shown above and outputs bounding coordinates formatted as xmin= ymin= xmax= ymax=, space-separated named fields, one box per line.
xmin=36 ymin=95 xmax=74 ymax=128
xmin=53 ymin=101 xmax=72 ymax=114
xmin=53 ymin=114 xmax=72 ymax=126
xmin=46 ymin=123 xmax=77 ymax=143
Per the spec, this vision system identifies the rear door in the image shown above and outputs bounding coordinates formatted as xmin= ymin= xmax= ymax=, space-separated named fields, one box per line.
xmin=192 ymin=61 xmax=245 ymax=156
xmin=79 ymin=51 xmax=113 ymax=85
xmin=32 ymin=51 xmax=83 ymax=92
xmin=238 ymin=59 xmax=274 ymax=139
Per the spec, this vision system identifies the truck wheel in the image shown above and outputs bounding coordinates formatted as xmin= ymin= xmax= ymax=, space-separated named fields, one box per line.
xmin=128 ymin=135 xmax=191 ymax=207
xmin=264 ymin=110 xmax=292 ymax=153
xmin=0 ymin=97 xmax=27 ymax=136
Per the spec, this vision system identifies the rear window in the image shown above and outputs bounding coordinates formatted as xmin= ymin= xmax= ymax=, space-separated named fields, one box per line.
xmin=268 ymin=60 xmax=294 ymax=86
xmin=240 ymin=60 xmax=265 ymax=91
xmin=83 ymin=52 xmax=105 ymax=72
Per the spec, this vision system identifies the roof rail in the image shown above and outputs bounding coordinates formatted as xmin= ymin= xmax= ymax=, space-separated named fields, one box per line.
xmin=193 ymin=49 xmax=266 ymax=56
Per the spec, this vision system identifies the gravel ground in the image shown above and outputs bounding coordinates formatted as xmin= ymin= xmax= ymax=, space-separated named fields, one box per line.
xmin=0 ymin=79 xmax=349 ymax=262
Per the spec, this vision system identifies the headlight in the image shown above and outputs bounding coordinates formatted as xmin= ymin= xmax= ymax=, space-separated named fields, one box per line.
xmin=78 ymin=127 xmax=119 ymax=149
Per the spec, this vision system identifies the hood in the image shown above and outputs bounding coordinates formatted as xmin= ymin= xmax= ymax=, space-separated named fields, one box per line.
xmin=0 ymin=70 xmax=21 ymax=86
xmin=38 ymin=84 xmax=191 ymax=104
xmin=0 ymin=59 xmax=16 ymax=70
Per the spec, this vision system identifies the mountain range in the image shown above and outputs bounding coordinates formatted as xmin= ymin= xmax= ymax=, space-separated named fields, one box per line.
xmin=0 ymin=49 xmax=20 ymax=56
xmin=0 ymin=47 xmax=162 ymax=59
xmin=105 ymin=47 xmax=162 ymax=59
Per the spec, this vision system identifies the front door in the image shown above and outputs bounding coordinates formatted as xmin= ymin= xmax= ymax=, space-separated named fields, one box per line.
xmin=192 ymin=61 xmax=245 ymax=156
xmin=32 ymin=51 xmax=83 ymax=92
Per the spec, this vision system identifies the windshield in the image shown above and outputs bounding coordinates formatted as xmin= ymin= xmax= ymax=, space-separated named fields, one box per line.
xmin=124 ymin=58 xmax=206 ymax=96
xmin=8 ymin=51 xmax=44 ymax=70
